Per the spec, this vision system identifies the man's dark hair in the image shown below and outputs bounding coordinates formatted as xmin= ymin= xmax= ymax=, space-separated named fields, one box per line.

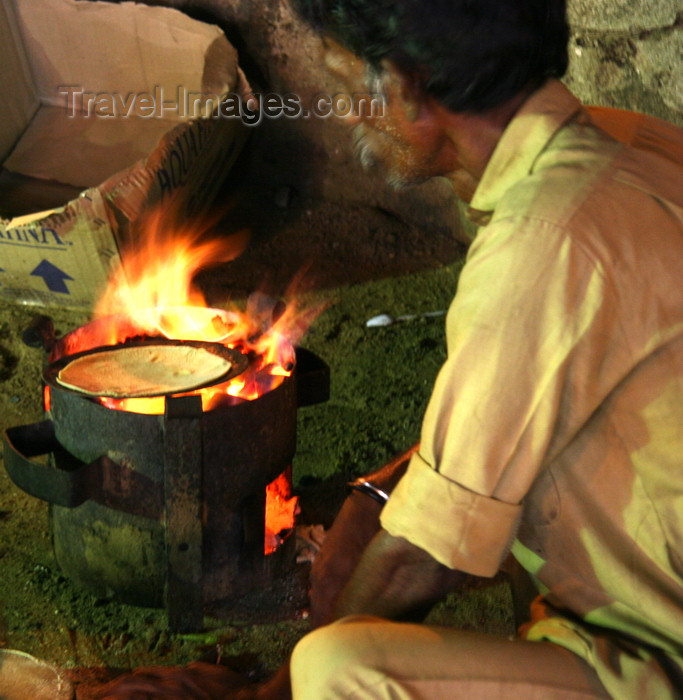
xmin=291 ymin=0 xmax=569 ymax=113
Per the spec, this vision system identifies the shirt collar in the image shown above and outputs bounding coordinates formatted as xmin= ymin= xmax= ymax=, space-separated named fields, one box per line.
xmin=466 ymin=80 xmax=583 ymax=224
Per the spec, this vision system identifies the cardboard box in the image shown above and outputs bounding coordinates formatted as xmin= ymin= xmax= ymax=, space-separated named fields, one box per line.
xmin=0 ymin=0 xmax=248 ymax=309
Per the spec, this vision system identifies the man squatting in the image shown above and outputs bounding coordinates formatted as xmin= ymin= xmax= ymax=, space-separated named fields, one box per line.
xmin=100 ymin=0 xmax=683 ymax=698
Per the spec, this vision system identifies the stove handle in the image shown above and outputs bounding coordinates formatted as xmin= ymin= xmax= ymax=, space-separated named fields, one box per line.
xmin=295 ymin=347 xmax=330 ymax=407
xmin=2 ymin=420 xmax=100 ymax=508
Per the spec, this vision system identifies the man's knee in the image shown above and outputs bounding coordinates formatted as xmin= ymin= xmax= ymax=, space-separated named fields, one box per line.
xmin=290 ymin=616 xmax=386 ymax=699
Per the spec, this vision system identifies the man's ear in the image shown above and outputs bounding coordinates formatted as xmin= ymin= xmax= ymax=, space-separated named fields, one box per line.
xmin=379 ymin=59 xmax=424 ymax=122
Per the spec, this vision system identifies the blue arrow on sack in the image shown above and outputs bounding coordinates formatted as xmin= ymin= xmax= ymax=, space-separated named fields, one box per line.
xmin=30 ymin=260 xmax=74 ymax=294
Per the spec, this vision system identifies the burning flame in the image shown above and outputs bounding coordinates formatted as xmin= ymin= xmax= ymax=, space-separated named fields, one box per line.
xmin=53 ymin=209 xmax=320 ymax=414
xmin=95 ymin=209 xmax=247 ymax=317
xmin=265 ymin=467 xmax=300 ymax=555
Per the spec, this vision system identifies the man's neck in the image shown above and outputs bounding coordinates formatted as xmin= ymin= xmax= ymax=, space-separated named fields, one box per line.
xmin=433 ymin=87 xmax=535 ymax=202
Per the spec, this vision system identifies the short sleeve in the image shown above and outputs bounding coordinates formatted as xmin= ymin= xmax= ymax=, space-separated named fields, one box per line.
xmin=381 ymin=451 xmax=522 ymax=576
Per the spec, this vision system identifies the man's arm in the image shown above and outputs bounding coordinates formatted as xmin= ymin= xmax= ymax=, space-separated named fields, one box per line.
xmin=309 ymin=445 xmax=418 ymax=626
xmin=332 ymin=528 xmax=465 ymax=622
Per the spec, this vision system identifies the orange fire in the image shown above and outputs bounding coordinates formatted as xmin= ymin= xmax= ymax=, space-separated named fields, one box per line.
xmin=54 ymin=209 xmax=319 ymax=413
xmin=265 ymin=467 xmax=299 ymax=555
xmin=54 ymin=209 xmax=323 ymax=554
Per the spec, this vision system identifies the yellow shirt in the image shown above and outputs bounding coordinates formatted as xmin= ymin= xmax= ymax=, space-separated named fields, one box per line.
xmin=381 ymin=80 xmax=683 ymax=698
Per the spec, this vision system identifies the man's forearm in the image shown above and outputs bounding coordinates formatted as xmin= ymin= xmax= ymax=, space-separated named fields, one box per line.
xmin=332 ymin=528 xmax=465 ymax=622
xmin=308 ymin=444 xmax=417 ymax=627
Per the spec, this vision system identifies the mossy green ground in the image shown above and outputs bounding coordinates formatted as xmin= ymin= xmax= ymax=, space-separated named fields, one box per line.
xmin=293 ymin=261 xmax=463 ymax=485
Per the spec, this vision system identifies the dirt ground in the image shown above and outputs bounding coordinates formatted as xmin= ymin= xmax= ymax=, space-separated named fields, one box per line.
xmin=0 ymin=124 xmax=516 ymax=697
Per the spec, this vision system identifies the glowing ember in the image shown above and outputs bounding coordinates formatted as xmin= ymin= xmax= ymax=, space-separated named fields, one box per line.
xmin=265 ymin=468 xmax=299 ymax=555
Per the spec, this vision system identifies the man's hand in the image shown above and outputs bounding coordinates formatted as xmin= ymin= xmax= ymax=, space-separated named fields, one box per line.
xmin=333 ymin=529 xmax=465 ymax=622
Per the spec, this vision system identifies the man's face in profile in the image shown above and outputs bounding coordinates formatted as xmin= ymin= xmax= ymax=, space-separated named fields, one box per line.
xmin=320 ymin=37 xmax=455 ymax=190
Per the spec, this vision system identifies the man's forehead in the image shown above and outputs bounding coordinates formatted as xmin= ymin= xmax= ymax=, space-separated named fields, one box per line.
xmin=320 ymin=34 xmax=370 ymax=87
xmin=321 ymin=35 xmax=363 ymax=67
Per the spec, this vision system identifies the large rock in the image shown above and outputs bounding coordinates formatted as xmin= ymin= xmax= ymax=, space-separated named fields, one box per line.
xmin=150 ymin=0 xmax=682 ymax=250
xmin=632 ymin=30 xmax=683 ymax=115
xmin=567 ymin=0 xmax=680 ymax=32
xmin=187 ymin=0 xmax=468 ymax=242
xmin=565 ymin=24 xmax=683 ymax=124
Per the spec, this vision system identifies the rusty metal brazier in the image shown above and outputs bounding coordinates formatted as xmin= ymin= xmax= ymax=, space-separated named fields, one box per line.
xmin=3 ymin=321 xmax=328 ymax=632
